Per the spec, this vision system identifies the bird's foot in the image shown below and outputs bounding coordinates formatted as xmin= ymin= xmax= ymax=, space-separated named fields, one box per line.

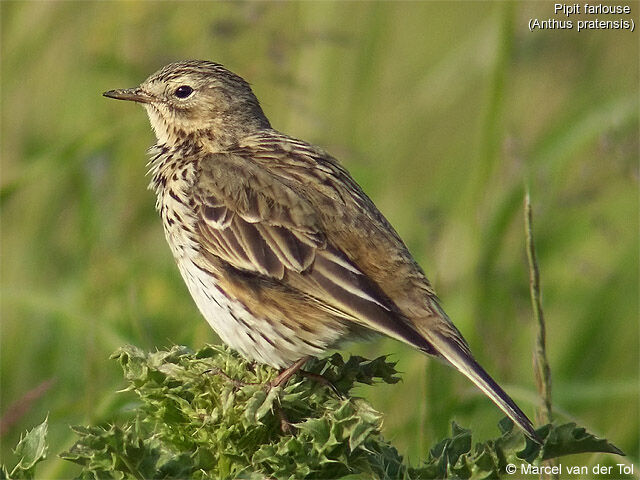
xmin=276 ymin=406 xmax=296 ymax=435
xmin=269 ymin=356 xmax=341 ymax=399
xmin=270 ymin=356 xmax=344 ymax=435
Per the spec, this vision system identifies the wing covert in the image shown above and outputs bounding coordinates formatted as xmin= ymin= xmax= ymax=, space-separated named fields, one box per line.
xmin=191 ymin=152 xmax=434 ymax=353
xmin=194 ymin=154 xmax=322 ymax=277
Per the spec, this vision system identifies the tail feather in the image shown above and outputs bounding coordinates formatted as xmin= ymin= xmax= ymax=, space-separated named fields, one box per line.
xmin=421 ymin=327 xmax=542 ymax=444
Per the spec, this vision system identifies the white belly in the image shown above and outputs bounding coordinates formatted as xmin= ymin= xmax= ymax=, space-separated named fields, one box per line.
xmin=154 ymin=159 xmax=327 ymax=367
xmin=175 ymin=252 xmax=324 ymax=367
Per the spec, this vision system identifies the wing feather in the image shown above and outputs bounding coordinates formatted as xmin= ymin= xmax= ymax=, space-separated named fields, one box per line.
xmin=192 ymin=152 xmax=434 ymax=353
xmin=255 ymin=223 xmax=315 ymax=271
xmin=229 ymin=218 xmax=284 ymax=278
xmin=202 ymin=204 xmax=234 ymax=228
xmin=313 ymin=251 xmax=389 ymax=308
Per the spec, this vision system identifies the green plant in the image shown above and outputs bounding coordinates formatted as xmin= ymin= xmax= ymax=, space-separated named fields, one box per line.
xmin=0 ymin=418 xmax=48 ymax=480
xmin=2 ymin=346 xmax=623 ymax=479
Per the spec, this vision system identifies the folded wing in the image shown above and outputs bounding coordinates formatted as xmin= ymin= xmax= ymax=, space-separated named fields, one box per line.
xmin=192 ymin=153 xmax=434 ymax=353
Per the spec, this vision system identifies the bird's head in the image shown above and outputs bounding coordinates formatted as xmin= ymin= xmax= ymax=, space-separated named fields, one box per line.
xmin=103 ymin=60 xmax=270 ymax=147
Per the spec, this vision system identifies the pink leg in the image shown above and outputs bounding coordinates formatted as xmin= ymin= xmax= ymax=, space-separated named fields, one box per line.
xmin=270 ymin=356 xmax=310 ymax=387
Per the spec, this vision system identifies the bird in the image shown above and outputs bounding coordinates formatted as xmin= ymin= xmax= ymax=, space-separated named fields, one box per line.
xmin=103 ymin=60 xmax=540 ymax=443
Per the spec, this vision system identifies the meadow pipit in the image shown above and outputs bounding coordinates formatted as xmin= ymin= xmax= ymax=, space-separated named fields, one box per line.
xmin=104 ymin=60 xmax=540 ymax=442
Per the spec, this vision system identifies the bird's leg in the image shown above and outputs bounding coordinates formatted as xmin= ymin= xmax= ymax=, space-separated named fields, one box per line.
xmin=268 ymin=356 xmax=310 ymax=434
xmin=270 ymin=356 xmax=310 ymax=388
xmin=270 ymin=356 xmax=340 ymax=394
xmin=276 ymin=408 xmax=296 ymax=435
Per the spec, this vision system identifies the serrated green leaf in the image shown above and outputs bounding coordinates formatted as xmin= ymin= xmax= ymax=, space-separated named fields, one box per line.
xmin=532 ymin=422 xmax=624 ymax=462
xmin=220 ymin=384 xmax=236 ymax=414
xmin=351 ymin=398 xmax=382 ymax=426
xmin=12 ymin=417 xmax=48 ymax=472
xmin=445 ymin=423 xmax=472 ymax=466
xmin=251 ymin=444 xmax=277 ymax=465
xmin=299 ymin=416 xmax=331 ymax=446
xmin=255 ymin=386 xmax=280 ymax=421
xmin=348 ymin=421 xmax=375 ymax=451
xmin=472 ymin=444 xmax=499 ymax=474
xmin=244 ymin=389 xmax=268 ymax=425
xmin=51 ymin=346 xmax=626 ymax=479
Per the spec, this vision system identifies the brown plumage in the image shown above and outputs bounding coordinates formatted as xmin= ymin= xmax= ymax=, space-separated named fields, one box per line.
xmin=104 ymin=60 xmax=541 ymax=443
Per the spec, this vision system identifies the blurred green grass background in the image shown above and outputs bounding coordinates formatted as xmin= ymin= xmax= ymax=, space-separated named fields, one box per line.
xmin=1 ymin=2 xmax=638 ymax=477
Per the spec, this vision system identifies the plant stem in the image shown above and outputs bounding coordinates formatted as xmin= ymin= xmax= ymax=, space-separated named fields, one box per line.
xmin=525 ymin=192 xmax=556 ymax=480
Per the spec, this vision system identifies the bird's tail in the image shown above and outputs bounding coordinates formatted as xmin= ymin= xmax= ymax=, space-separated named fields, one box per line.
xmin=415 ymin=318 xmax=542 ymax=444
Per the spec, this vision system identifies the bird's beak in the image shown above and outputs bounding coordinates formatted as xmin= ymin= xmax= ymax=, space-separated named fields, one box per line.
xmin=103 ymin=87 xmax=154 ymax=104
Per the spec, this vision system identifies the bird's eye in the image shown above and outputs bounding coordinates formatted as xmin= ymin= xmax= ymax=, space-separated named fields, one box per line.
xmin=174 ymin=85 xmax=194 ymax=99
